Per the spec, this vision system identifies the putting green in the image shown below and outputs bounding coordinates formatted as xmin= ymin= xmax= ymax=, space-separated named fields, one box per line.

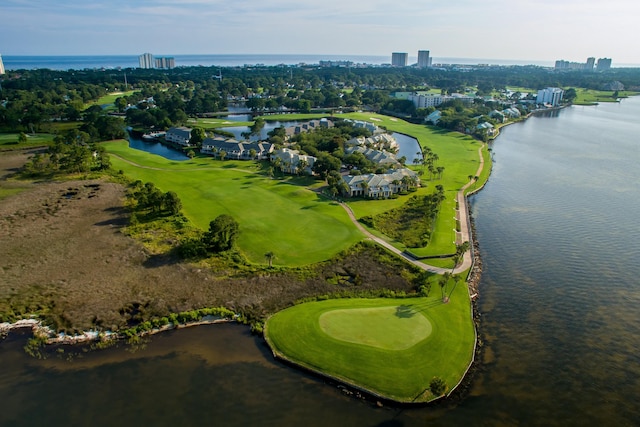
xmin=319 ymin=306 xmax=432 ymax=350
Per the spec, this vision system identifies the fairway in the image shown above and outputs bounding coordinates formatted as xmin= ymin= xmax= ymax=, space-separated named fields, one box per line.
xmin=104 ymin=141 xmax=363 ymax=265
xmin=265 ymin=292 xmax=475 ymax=402
xmin=319 ymin=306 xmax=432 ymax=350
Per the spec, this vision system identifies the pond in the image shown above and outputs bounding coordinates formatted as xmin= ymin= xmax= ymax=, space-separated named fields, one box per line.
xmin=127 ymin=135 xmax=189 ymax=161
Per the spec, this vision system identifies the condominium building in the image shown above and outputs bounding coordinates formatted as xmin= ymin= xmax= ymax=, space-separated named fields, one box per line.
xmin=596 ymin=58 xmax=612 ymax=70
xmin=155 ymin=57 xmax=175 ymax=69
xmin=391 ymin=52 xmax=408 ymax=67
xmin=138 ymin=53 xmax=154 ymax=69
xmin=0 ymin=54 xmax=5 ymax=75
xmin=536 ymin=87 xmax=564 ymax=107
xmin=417 ymin=50 xmax=431 ymax=68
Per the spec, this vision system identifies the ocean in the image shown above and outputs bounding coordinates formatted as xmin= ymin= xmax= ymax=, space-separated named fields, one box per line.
xmin=0 ymin=54 xmax=557 ymax=71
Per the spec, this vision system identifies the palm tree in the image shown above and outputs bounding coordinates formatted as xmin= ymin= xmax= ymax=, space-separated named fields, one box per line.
xmin=219 ymin=149 xmax=227 ymax=162
xmin=452 ymin=241 xmax=470 ymax=273
xmin=273 ymin=157 xmax=282 ymax=175
xmin=439 ymin=272 xmax=452 ymax=302
xmin=437 ymin=166 xmax=445 ymax=179
xmin=264 ymin=251 xmax=275 ymax=267
xmin=360 ymin=180 xmax=369 ymax=198
xmin=249 ymin=148 xmax=257 ymax=160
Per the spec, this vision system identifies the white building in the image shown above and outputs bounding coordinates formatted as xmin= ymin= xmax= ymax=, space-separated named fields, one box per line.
xmin=0 ymin=54 xmax=5 ymax=75
xmin=536 ymin=87 xmax=564 ymax=107
xmin=408 ymin=93 xmax=446 ymax=108
xmin=270 ymin=148 xmax=316 ymax=175
xmin=342 ymin=168 xmax=419 ymax=198
xmin=138 ymin=53 xmax=154 ymax=69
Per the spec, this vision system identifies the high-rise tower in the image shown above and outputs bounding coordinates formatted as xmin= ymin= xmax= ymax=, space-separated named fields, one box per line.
xmin=391 ymin=52 xmax=408 ymax=67
xmin=0 ymin=54 xmax=5 ymax=75
xmin=417 ymin=50 xmax=431 ymax=68
xmin=138 ymin=53 xmax=154 ymax=69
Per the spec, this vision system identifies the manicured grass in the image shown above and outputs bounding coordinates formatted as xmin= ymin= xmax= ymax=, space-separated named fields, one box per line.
xmin=573 ymin=89 xmax=638 ymax=105
xmin=87 ymin=90 xmax=136 ymax=108
xmin=235 ymin=112 xmax=486 ymax=258
xmin=0 ymin=133 xmax=55 ymax=151
xmin=104 ymin=140 xmax=363 ymax=266
xmin=265 ymin=283 xmax=475 ymax=402
xmin=186 ymin=117 xmax=253 ymax=129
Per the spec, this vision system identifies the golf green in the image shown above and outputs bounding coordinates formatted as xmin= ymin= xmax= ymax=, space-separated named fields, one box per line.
xmin=319 ymin=306 xmax=432 ymax=350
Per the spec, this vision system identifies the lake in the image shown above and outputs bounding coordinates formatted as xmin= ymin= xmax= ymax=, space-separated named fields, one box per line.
xmin=1 ymin=98 xmax=639 ymax=426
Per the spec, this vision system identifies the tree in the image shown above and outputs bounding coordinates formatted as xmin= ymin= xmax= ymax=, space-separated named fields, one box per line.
xmin=18 ymin=132 xmax=27 ymax=144
xmin=439 ymin=272 xmax=451 ymax=302
xmin=163 ymin=191 xmax=182 ymax=216
xmin=452 ymin=241 xmax=470 ymax=273
xmin=203 ymin=214 xmax=239 ymax=252
xmin=190 ymin=127 xmax=206 ymax=147
xmin=265 ymin=251 xmax=275 ymax=267
xmin=114 ymin=97 xmax=128 ymax=113
xmin=429 ymin=377 xmax=447 ymax=397
xmin=218 ymin=149 xmax=227 ymax=161
xmin=249 ymin=148 xmax=257 ymax=160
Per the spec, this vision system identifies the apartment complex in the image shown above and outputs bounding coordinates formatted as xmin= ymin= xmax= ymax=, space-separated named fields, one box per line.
xmin=555 ymin=56 xmax=612 ymax=71
xmin=417 ymin=50 xmax=432 ymax=68
xmin=391 ymin=52 xmax=408 ymax=67
xmin=138 ymin=53 xmax=154 ymax=69
xmin=138 ymin=53 xmax=176 ymax=69
xmin=0 ymin=54 xmax=5 ymax=75
xmin=536 ymin=87 xmax=564 ymax=107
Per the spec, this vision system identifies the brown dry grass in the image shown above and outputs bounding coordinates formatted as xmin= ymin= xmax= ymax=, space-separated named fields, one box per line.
xmin=0 ymin=151 xmax=422 ymax=333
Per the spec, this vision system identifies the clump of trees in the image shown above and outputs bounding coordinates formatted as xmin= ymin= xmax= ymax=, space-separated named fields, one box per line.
xmin=22 ymin=130 xmax=111 ymax=176
xmin=177 ymin=214 xmax=240 ymax=258
xmin=127 ymin=181 xmax=182 ymax=217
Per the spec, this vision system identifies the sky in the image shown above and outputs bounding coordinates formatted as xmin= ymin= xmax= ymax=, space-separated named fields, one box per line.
xmin=2 ymin=0 xmax=640 ymax=65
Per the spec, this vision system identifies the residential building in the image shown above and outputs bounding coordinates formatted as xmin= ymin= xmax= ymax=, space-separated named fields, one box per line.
xmin=407 ymin=93 xmax=446 ymax=108
xmin=391 ymin=52 xmax=408 ymax=67
xmin=586 ymin=57 xmax=596 ymax=70
xmin=425 ymin=110 xmax=442 ymax=125
xmin=201 ymin=137 xmax=274 ymax=160
xmin=283 ymin=118 xmax=333 ymax=140
xmin=165 ymin=127 xmax=192 ymax=146
xmin=342 ymin=168 xmax=419 ymax=198
xmin=536 ymin=87 xmax=564 ymax=107
xmin=417 ymin=50 xmax=431 ymax=68
xmin=0 ymin=54 xmax=5 ymax=75
xmin=138 ymin=53 xmax=154 ymax=69
xmin=155 ymin=57 xmax=175 ymax=69
xmin=343 ymin=119 xmax=379 ymax=133
xmin=345 ymin=134 xmax=398 ymax=152
xmin=270 ymin=148 xmax=316 ymax=174
xmin=597 ymin=58 xmax=612 ymax=70
xmin=345 ymin=145 xmax=399 ymax=167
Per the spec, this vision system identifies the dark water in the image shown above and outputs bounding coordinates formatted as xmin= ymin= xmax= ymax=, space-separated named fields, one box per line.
xmin=128 ymin=136 xmax=189 ymax=161
xmin=1 ymin=98 xmax=639 ymax=426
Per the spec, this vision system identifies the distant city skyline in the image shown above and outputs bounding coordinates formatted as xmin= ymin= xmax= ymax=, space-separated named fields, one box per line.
xmin=1 ymin=0 xmax=639 ymax=65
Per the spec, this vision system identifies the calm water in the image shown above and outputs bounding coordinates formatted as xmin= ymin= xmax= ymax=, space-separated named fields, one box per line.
xmin=128 ymin=136 xmax=189 ymax=161
xmin=1 ymin=98 xmax=639 ymax=426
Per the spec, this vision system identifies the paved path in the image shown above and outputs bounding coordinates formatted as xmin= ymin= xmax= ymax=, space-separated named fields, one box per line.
xmin=337 ymin=143 xmax=485 ymax=275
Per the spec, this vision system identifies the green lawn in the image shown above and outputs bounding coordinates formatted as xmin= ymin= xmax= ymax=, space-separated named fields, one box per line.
xmin=104 ymin=141 xmax=363 ymax=266
xmin=572 ymin=89 xmax=638 ymax=105
xmin=265 ymin=281 xmax=475 ymax=402
xmin=0 ymin=133 xmax=55 ymax=151
xmin=87 ymin=90 xmax=136 ymax=109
